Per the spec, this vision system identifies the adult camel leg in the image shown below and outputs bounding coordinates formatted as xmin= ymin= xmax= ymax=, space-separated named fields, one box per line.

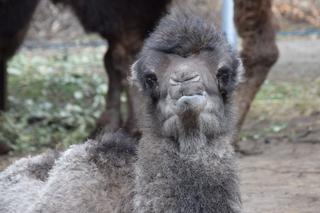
xmin=0 ymin=40 xmax=24 ymax=155
xmin=94 ymin=43 xmax=123 ymax=135
xmin=0 ymin=0 xmax=40 ymax=154
xmin=123 ymin=58 xmax=141 ymax=133
xmin=233 ymin=0 xmax=279 ymax=147
xmin=119 ymin=36 xmax=144 ymax=133
xmin=94 ymin=34 xmax=145 ymax=135
xmin=0 ymin=59 xmax=11 ymax=154
xmin=125 ymin=86 xmax=141 ymax=133
xmin=0 ymin=0 xmax=40 ymax=110
xmin=0 ymin=60 xmax=6 ymax=111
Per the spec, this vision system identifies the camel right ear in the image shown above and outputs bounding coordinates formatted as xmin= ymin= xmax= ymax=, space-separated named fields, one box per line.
xmin=130 ymin=59 xmax=143 ymax=91
xmin=130 ymin=58 xmax=160 ymax=101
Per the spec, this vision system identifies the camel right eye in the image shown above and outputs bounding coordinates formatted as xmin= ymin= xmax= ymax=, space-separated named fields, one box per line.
xmin=144 ymin=73 xmax=158 ymax=89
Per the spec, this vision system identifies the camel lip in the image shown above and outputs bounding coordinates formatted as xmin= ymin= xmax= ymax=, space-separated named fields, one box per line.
xmin=176 ymin=94 xmax=204 ymax=103
xmin=176 ymin=91 xmax=205 ymax=102
xmin=174 ymin=93 xmax=207 ymax=114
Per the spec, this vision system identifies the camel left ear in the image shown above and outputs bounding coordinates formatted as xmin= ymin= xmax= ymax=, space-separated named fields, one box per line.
xmin=235 ymin=58 xmax=245 ymax=86
xmin=217 ymin=58 xmax=245 ymax=101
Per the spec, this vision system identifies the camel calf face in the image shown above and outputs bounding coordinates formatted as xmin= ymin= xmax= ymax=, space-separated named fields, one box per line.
xmin=131 ymin=11 xmax=244 ymax=138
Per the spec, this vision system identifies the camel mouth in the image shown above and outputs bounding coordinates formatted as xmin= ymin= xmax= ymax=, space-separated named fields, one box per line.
xmin=174 ymin=93 xmax=207 ymax=114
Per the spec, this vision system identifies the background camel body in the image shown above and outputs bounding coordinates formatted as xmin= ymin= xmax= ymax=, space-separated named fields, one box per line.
xmin=0 ymin=0 xmax=278 ymax=154
xmin=0 ymin=0 xmax=41 ymax=154
xmin=0 ymin=8 xmax=242 ymax=213
xmin=0 ymin=0 xmax=171 ymax=136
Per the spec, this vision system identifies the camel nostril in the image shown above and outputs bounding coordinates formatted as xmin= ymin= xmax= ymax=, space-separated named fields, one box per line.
xmin=170 ymin=78 xmax=180 ymax=86
xmin=185 ymin=75 xmax=200 ymax=83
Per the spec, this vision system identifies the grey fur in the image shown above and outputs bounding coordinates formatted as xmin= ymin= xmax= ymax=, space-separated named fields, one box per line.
xmin=131 ymin=8 xmax=242 ymax=213
xmin=0 ymin=131 xmax=137 ymax=213
xmin=0 ymin=150 xmax=59 ymax=213
xmin=0 ymin=7 xmax=242 ymax=213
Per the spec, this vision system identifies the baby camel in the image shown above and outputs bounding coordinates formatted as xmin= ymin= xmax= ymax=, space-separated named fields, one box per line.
xmin=0 ymin=7 xmax=243 ymax=213
xmin=131 ymin=7 xmax=243 ymax=212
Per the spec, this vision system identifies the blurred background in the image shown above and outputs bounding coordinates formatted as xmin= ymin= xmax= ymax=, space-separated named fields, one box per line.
xmin=0 ymin=0 xmax=319 ymax=212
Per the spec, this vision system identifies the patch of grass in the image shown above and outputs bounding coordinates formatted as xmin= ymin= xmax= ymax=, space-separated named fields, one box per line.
xmin=0 ymin=47 xmax=107 ymax=154
xmin=251 ymin=79 xmax=320 ymax=119
xmin=240 ymin=121 xmax=288 ymax=141
xmin=242 ymin=78 xmax=320 ymax=140
xmin=1 ymin=46 xmax=319 ymax=154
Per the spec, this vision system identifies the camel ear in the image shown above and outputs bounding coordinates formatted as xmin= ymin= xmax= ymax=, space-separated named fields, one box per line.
xmin=130 ymin=59 xmax=143 ymax=91
xmin=130 ymin=58 xmax=159 ymax=101
xmin=235 ymin=58 xmax=245 ymax=85
xmin=217 ymin=57 xmax=245 ymax=101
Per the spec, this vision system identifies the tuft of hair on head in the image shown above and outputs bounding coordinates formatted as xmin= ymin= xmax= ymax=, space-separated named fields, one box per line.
xmin=142 ymin=3 xmax=222 ymax=57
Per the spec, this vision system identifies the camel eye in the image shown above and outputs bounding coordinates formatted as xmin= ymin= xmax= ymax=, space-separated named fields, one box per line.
xmin=217 ymin=66 xmax=232 ymax=86
xmin=144 ymin=73 xmax=158 ymax=89
xmin=216 ymin=66 xmax=234 ymax=100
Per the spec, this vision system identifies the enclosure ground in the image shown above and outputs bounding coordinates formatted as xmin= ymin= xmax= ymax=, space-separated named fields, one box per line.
xmin=239 ymin=38 xmax=320 ymax=213
xmin=240 ymin=113 xmax=320 ymax=213
xmin=240 ymin=141 xmax=320 ymax=213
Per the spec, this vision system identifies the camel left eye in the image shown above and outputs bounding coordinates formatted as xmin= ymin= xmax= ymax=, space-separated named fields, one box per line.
xmin=217 ymin=66 xmax=231 ymax=85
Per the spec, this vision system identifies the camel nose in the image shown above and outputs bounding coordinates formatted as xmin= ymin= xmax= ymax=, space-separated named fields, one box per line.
xmin=168 ymin=72 xmax=205 ymax=100
xmin=169 ymin=73 xmax=200 ymax=85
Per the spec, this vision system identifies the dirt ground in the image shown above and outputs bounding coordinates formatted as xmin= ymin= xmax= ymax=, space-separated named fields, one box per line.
xmin=239 ymin=115 xmax=320 ymax=213
xmin=0 ymin=38 xmax=319 ymax=213
xmin=240 ymin=140 xmax=320 ymax=213
xmin=239 ymin=38 xmax=320 ymax=213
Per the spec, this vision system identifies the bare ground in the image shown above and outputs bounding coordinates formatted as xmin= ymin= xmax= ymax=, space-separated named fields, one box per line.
xmin=239 ymin=113 xmax=320 ymax=213
xmin=239 ymin=39 xmax=320 ymax=213
xmin=240 ymin=140 xmax=320 ymax=213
